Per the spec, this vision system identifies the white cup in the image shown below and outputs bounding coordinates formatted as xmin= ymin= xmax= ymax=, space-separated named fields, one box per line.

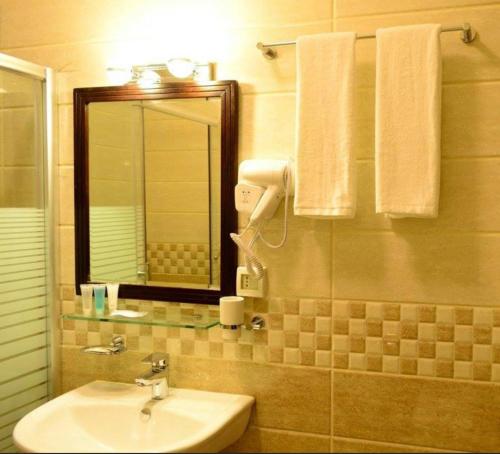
xmin=220 ymin=296 xmax=245 ymax=341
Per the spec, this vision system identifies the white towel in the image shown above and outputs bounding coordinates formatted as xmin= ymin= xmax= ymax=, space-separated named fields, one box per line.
xmin=375 ymin=24 xmax=442 ymax=218
xmin=294 ymin=32 xmax=356 ymax=218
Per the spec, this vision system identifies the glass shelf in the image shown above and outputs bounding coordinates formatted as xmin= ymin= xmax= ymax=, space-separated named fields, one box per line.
xmin=62 ymin=310 xmax=220 ymax=329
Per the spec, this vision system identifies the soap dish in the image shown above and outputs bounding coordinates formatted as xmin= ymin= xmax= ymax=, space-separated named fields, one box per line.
xmin=110 ymin=310 xmax=147 ymax=318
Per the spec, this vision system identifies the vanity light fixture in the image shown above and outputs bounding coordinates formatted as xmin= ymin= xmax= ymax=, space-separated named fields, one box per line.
xmin=106 ymin=67 xmax=133 ymax=85
xmin=137 ymin=68 xmax=161 ymax=88
xmin=166 ymin=58 xmax=196 ymax=78
xmin=106 ymin=60 xmax=213 ymax=86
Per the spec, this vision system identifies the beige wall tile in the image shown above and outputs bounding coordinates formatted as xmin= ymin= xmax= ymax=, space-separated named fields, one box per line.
xmin=0 ymin=108 xmax=36 ymax=166
xmin=442 ymin=82 xmax=500 ymax=158
xmin=335 ymin=6 xmax=500 ymax=86
xmin=58 ymin=104 xmax=74 ymax=166
xmin=225 ymin=426 xmax=330 ymax=453
xmin=145 ymin=182 xmax=209 ymax=213
xmin=353 ymin=82 xmax=500 ymax=160
xmin=145 ymin=118 xmax=207 ymax=151
xmin=147 ymin=213 xmax=209 ymax=243
xmin=4 ymin=20 xmax=332 ymax=102
xmin=331 ymin=436 xmax=463 ymax=453
xmin=239 ymin=93 xmax=295 ymax=162
xmin=145 ymin=150 xmax=209 ymax=182
xmin=333 ymin=370 xmax=500 ymax=452
xmin=58 ymin=226 xmax=75 ymax=286
xmin=333 ymin=232 xmax=500 ymax=305
xmin=172 ymin=355 xmax=331 ymax=434
xmin=253 ymin=227 xmax=332 ymax=298
xmin=217 ymin=21 xmax=332 ymax=94
xmin=2 ymin=167 xmax=37 ymax=207
xmin=60 ymin=347 xmax=146 ymax=392
xmin=58 ymin=166 xmax=74 ymax=226
xmin=0 ymin=0 xmax=332 ymax=49
xmin=335 ymin=0 xmax=494 ymax=18
xmin=335 ymin=158 xmax=500 ymax=233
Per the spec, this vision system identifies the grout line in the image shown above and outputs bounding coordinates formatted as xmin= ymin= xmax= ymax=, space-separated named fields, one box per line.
xmin=441 ymin=155 xmax=500 ymax=161
xmin=331 ymin=297 xmax=500 ymax=310
xmin=248 ymin=422 xmax=331 ymax=438
xmin=443 ymin=78 xmax=500 ymax=86
xmin=341 ymin=78 xmax=500 ymax=91
xmin=244 ymin=424 xmax=332 ymax=440
xmin=333 ymin=367 xmax=500 ymax=387
xmin=335 ymin=1 xmax=500 ymax=20
xmin=356 ymin=156 xmax=500 ymax=162
xmin=333 ymin=229 xmax=500 ymax=236
xmin=331 ymin=435 xmax=466 ymax=453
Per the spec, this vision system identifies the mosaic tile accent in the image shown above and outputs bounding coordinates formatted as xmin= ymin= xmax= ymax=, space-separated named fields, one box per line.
xmin=60 ymin=288 xmax=331 ymax=367
xmin=333 ymin=301 xmax=500 ymax=382
xmin=147 ymin=242 xmax=211 ymax=278
xmin=60 ymin=285 xmax=500 ymax=382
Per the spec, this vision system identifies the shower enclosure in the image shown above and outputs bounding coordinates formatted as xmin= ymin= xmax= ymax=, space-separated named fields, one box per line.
xmin=0 ymin=54 xmax=54 ymax=453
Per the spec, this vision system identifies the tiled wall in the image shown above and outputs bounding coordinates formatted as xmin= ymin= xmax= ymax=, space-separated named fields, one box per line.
xmin=333 ymin=301 xmax=500 ymax=381
xmin=0 ymin=71 xmax=40 ymax=208
xmin=2 ymin=0 xmax=500 ymax=452
xmin=147 ymin=242 xmax=211 ymax=284
xmin=88 ymin=102 xmax=141 ymax=206
xmin=144 ymin=107 xmax=210 ymax=246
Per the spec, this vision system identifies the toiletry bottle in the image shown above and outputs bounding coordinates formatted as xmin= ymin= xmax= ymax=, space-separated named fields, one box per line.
xmin=106 ymin=283 xmax=119 ymax=313
xmin=80 ymin=284 xmax=93 ymax=315
xmin=93 ymin=284 xmax=106 ymax=315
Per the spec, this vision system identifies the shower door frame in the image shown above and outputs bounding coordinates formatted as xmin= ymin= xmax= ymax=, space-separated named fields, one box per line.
xmin=0 ymin=53 xmax=57 ymax=395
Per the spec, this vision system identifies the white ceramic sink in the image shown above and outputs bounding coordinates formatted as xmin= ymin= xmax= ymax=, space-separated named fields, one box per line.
xmin=13 ymin=381 xmax=254 ymax=453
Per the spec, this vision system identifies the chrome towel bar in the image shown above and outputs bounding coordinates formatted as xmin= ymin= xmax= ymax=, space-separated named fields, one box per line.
xmin=257 ymin=22 xmax=476 ymax=59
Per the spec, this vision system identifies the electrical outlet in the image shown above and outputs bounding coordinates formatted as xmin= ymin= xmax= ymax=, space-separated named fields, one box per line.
xmin=236 ymin=266 xmax=267 ymax=297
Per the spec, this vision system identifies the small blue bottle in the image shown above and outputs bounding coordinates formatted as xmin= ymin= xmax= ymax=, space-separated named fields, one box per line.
xmin=93 ymin=284 xmax=106 ymax=315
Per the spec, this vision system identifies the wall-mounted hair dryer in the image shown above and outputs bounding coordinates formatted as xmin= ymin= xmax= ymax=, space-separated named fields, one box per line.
xmin=235 ymin=159 xmax=291 ymax=227
xmin=231 ymin=159 xmax=292 ymax=282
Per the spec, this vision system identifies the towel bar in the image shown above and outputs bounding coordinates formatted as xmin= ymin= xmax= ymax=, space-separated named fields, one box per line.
xmin=257 ymin=22 xmax=476 ymax=59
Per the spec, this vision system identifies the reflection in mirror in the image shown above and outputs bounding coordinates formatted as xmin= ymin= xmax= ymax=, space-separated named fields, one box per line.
xmin=88 ymin=97 xmax=221 ymax=290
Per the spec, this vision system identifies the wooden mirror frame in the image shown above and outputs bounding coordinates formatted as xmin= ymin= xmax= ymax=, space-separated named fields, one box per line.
xmin=73 ymin=81 xmax=238 ymax=305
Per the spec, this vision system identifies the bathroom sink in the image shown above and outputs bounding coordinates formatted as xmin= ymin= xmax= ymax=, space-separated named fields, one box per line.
xmin=13 ymin=380 xmax=254 ymax=453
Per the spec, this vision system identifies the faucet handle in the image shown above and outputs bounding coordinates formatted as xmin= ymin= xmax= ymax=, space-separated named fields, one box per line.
xmin=141 ymin=352 xmax=169 ymax=370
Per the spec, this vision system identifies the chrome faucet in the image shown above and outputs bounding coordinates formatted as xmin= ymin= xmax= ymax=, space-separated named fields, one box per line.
xmin=82 ymin=335 xmax=126 ymax=355
xmin=135 ymin=353 xmax=169 ymax=400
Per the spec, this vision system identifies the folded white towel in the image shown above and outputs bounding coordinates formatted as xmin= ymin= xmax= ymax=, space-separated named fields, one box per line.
xmin=375 ymin=24 xmax=442 ymax=218
xmin=294 ymin=32 xmax=357 ymax=218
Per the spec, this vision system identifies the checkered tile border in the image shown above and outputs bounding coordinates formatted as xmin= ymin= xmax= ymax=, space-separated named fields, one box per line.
xmin=147 ymin=242 xmax=210 ymax=277
xmin=333 ymin=301 xmax=500 ymax=382
xmin=60 ymin=285 xmax=500 ymax=382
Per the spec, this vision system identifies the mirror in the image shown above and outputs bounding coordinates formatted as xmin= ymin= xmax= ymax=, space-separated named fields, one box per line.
xmin=74 ymin=81 xmax=238 ymax=304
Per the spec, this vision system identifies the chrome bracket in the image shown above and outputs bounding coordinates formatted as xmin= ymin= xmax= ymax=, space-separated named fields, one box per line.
xmin=247 ymin=315 xmax=265 ymax=331
xmin=256 ymin=42 xmax=277 ymax=60
xmin=461 ymin=23 xmax=476 ymax=44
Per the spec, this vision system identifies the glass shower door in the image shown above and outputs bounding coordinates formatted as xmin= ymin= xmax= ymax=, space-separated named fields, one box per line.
xmin=0 ymin=64 xmax=51 ymax=453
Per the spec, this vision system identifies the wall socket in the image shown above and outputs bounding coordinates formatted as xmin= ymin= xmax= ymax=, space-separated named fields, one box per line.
xmin=236 ymin=266 xmax=267 ymax=297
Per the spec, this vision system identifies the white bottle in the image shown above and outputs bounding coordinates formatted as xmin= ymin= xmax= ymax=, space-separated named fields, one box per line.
xmin=106 ymin=283 xmax=120 ymax=313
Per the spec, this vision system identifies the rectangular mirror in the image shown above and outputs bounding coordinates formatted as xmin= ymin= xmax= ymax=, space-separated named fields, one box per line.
xmin=74 ymin=81 xmax=238 ymax=304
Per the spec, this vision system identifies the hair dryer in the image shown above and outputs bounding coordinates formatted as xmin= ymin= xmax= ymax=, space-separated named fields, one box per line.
xmin=232 ymin=159 xmax=292 ymax=281
xmin=235 ymin=159 xmax=291 ymax=227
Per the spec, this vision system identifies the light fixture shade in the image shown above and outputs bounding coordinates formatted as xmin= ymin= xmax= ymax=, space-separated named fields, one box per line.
xmin=137 ymin=69 xmax=161 ymax=88
xmin=106 ymin=67 xmax=133 ymax=85
xmin=167 ymin=58 xmax=195 ymax=78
